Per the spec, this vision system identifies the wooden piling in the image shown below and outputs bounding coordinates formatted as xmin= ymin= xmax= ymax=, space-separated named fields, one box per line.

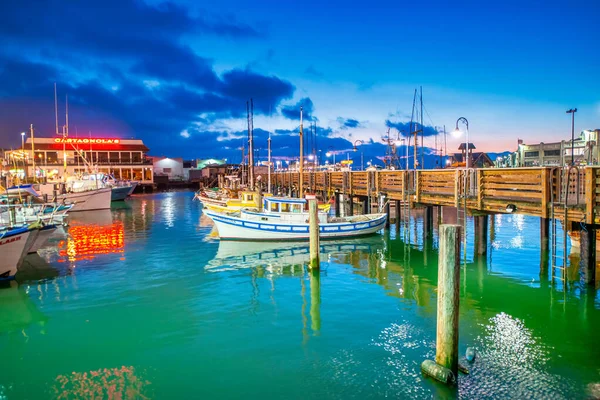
xmin=580 ymin=224 xmax=596 ymax=285
xmin=309 ymin=199 xmax=320 ymax=270
xmin=540 ymin=217 xmax=549 ymax=254
xmin=424 ymin=206 xmax=434 ymax=239
xmin=395 ymin=200 xmax=401 ymax=231
xmin=473 ymin=215 xmax=488 ymax=257
xmin=334 ymin=192 xmax=340 ymax=218
xmin=362 ymin=197 xmax=369 ymax=215
xmin=310 ymin=268 xmax=321 ymax=332
xmin=349 ymin=195 xmax=354 ymax=216
xmin=384 ymin=200 xmax=391 ymax=229
xmin=435 ymin=224 xmax=461 ymax=377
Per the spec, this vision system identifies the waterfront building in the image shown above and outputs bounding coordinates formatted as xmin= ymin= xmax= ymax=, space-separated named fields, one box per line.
xmin=448 ymin=143 xmax=494 ymax=168
xmin=151 ymin=156 xmax=185 ymax=181
xmin=514 ymin=129 xmax=600 ymax=167
xmin=4 ymin=136 xmax=153 ymax=184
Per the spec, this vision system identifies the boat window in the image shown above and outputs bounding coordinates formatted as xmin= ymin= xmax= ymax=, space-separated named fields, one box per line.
xmin=281 ymin=203 xmax=290 ymax=213
xmin=247 ymin=195 xmax=253 ymax=201
xmin=270 ymin=202 xmax=279 ymax=212
xmin=292 ymin=204 xmax=302 ymax=213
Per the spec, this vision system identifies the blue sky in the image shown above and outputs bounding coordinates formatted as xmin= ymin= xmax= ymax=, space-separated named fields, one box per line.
xmin=0 ymin=0 xmax=598 ymax=165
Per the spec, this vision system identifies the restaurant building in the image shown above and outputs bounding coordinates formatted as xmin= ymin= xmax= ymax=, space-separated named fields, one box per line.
xmin=4 ymin=136 xmax=153 ymax=184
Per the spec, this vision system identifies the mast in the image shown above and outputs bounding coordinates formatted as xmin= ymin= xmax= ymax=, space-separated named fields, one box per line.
xmin=30 ymin=124 xmax=35 ymax=181
xmin=54 ymin=83 xmax=59 ymax=136
xmin=268 ymin=132 xmax=272 ymax=194
xmin=299 ymin=106 xmax=304 ymax=197
xmin=410 ymin=89 xmax=418 ymax=170
xmin=420 ymin=86 xmax=424 ymax=169
xmin=63 ymin=95 xmax=69 ymax=181
xmin=248 ymin=99 xmax=255 ymax=190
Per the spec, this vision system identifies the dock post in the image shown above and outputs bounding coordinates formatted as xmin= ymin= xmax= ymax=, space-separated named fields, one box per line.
xmin=395 ymin=200 xmax=401 ymax=231
xmin=334 ymin=192 xmax=340 ymax=218
xmin=421 ymin=224 xmax=461 ymax=385
xmin=349 ymin=195 xmax=354 ymax=216
xmin=309 ymin=198 xmax=320 ymax=270
xmin=580 ymin=224 xmax=596 ymax=286
xmin=423 ymin=206 xmax=434 ymax=238
xmin=362 ymin=197 xmax=369 ymax=215
xmin=310 ymin=268 xmax=321 ymax=332
xmin=384 ymin=200 xmax=391 ymax=229
xmin=540 ymin=217 xmax=550 ymax=277
xmin=473 ymin=215 xmax=488 ymax=257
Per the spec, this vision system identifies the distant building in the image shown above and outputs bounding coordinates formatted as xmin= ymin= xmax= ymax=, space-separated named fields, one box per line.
xmin=151 ymin=156 xmax=184 ymax=180
xmin=514 ymin=129 xmax=600 ymax=167
xmin=3 ymin=136 xmax=153 ymax=183
xmin=196 ymin=158 xmax=226 ymax=170
xmin=448 ymin=143 xmax=494 ymax=168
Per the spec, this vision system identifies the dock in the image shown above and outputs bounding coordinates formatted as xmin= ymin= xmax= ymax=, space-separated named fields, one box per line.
xmin=261 ymin=166 xmax=600 ymax=285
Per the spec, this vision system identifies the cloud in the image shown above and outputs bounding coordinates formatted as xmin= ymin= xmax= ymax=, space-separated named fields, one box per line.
xmin=337 ymin=117 xmax=362 ymax=129
xmin=281 ymin=97 xmax=315 ymax=121
xmin=180 ymin=129 xmax=191 ymax=139
xmin=385 ymin=120 xmax=441 ymax=137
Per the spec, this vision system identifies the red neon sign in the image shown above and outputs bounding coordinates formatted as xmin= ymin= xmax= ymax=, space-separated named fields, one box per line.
xmin=54 ymin=138 xmax=121 ymax=144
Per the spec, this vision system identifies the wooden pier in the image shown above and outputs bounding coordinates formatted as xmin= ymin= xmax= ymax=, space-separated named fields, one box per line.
xmin=257 ymin=166 xmax=599 ymax=285
xmin=261 ymin=167 xmax=599 ymax=224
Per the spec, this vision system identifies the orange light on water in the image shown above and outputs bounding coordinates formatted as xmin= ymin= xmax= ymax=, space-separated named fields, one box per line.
xmin=58 ymin=222 xmax=125 ymax=262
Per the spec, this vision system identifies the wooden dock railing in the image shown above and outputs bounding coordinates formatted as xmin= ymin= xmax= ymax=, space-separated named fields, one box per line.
xmin=269 ymin=167 xmax=600 ymax=223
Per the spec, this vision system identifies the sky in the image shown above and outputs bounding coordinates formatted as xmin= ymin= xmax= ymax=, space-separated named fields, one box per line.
xmin=0 ymin=0 xmax=598 ymax=167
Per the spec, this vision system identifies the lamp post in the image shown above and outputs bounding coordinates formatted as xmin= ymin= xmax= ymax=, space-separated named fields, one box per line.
xmin=566 ymin=108 xmax=577 ymax=166
xmin=20 ymin=131 xmax=25 ymax=150
xmin=454 ymin=117 xmax=470 ymax=170
xmin=353 ymin=140 xmax=364 ymax=170
xmin=326 ymin=147 xmax=335 ymax=167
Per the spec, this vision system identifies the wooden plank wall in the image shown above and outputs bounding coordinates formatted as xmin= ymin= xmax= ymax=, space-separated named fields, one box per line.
xmin=269 ymin=167 xmax=600 ymax=223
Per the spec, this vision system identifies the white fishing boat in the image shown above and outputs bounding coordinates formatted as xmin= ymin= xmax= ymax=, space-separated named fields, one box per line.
xmin=27 ymin=224 xmax=57 ymax=254
xmin=10 ymin=182 xmax=111 ymax=212
xmin=0 ymin=225 xmax=39 ymax=280
xmin=204 ymin=196 xmax=386 ymax=241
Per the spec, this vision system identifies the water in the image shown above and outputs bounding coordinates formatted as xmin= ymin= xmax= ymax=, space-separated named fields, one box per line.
xmin=1 ymin=191 xmax=600 ymax=399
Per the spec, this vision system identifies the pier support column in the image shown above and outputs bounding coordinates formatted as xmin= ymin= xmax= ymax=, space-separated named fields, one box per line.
xmin=334 ymin=192 xmax=340 ymax=218
xmin=395 ymin=200 xmax=401 ymax=231
xmin=473 ymin=215 xmax=488 ymax=257
xmin=540 ymin=217 xmax=550 ymax=278
xmin=384 ymin=200 xmax=391 ymax=229
xmin=580 ymin=224 xmax=596 ymax=286
xmin=362 ymin=197 xmax=369 ymax=215
xmin=421 ymin=224 xmax=461 ymax=385
xmin=424 ymin=206 xmax=434 ymax=239
xmin=349 ymin=195 xmax=354 ymax=216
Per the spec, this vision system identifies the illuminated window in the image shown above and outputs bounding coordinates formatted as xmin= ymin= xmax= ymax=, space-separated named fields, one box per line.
xmin=132 ymin=169 xmax=143 ymax=180
xmin=144 ymin=168 xmax=152 ymax=181
xmin=281 ymin=203 xmax=290 ymax=212
xmin=270 ymin=202 xmax=279 ymax=212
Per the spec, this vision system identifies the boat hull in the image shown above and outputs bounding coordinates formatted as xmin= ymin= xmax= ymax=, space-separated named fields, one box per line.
xmin=204 ymin=209 xmax=386 ymax=241
xmin=0 ymin=228 xmax=32 ymax=280
xmin=27 ymin=225 xmax=57 ymax=254
xmin=59 ymin=188 xmax=112 ymax=212
xmin=111 ymin=186 xmax=131 ymax=202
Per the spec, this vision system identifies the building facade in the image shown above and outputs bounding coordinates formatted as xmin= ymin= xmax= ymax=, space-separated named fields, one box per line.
xmin=514 ymin=129 xmax=600 ymax=167
xmin=4 ymin=136 xmax=153 ymax=183
xmin=151 ymin=156 xmax=185 ymax=180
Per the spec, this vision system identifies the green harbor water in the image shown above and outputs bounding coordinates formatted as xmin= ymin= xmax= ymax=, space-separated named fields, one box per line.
xmin=1 ymin=190 xmax=600 ymax=399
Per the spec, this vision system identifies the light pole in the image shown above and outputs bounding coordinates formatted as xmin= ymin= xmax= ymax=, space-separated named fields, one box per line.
xmin=20 ymin=131 xmax=25 ymax=150
xmin=454 ymin=117 xmax=470 ymax=170
xmin=566 ymin=108 xmax=577 ymax=166
xmin=353 ymin=140 xmax=364 ymax=170
xmin=326 ymin=147 xmax=335 ymax=167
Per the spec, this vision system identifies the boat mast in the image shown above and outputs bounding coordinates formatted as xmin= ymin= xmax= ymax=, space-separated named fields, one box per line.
xmin=420 ymin=86 xmax=424 ymax=169
xmin=299 ymin=106 xmax=304 ymax=197
xmin=267 ymin=132 xmax=272 ymax=194
xmin=247 ymin=99 xmax=255 ymax=190
xmin=64 ymin=95 xmax=69 ymax=181
xmin=30 ymin=124 xmax=35 ymax=181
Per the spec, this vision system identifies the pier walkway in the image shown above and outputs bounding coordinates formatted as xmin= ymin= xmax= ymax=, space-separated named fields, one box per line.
xmin=265 ymin=167 xmax=600 ymax=224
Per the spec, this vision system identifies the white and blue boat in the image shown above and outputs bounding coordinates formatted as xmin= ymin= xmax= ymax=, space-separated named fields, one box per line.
xmin=0 ymin=225 xmax=39 ymax=280
xmin=204 ymin=196 xmax=387 ymax=241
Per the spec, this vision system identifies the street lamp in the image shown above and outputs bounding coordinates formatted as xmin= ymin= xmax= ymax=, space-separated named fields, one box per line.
xmin=454 ymin=117 xmax=470 ymax=170
xmin=326 ymin=147 xmax=336 ymax=166
xmin=566 ymin=108 xmax=577 ymax=166
xmin=20 ymin=132 xmax=25 ymax=150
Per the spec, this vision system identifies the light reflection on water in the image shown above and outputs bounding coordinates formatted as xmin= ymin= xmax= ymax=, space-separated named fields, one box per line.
xmin=0 ymin=191 xmax=599 ymax=399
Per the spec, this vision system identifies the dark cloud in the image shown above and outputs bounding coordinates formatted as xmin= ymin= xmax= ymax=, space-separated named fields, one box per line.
xmin=337 ymin=117 xmax=362 ymax=129
xmin=281 ymin=97 xmax=315 ymax=121
xmin=385 ymin=120 xmax=440 ymax=137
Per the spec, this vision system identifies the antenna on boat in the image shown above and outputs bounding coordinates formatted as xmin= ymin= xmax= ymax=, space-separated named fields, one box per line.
xmin=299 ymin=106 xmax=304 ymax=196
xmin=54 ymin=83 xmax=59 ymax=136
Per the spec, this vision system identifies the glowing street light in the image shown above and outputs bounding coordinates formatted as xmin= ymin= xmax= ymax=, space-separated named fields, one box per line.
xmin=454 ymin=117 xmax=470 ymax=170
xmin=20 ymin=131 xmax=25 ymax=150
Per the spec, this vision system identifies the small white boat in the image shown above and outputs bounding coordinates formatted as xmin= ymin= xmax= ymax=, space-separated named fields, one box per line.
xmin=27 ymin=224 xmax=57 ymax=254
xmin=204 ymin=196 xmax=386 ymax=241
xmin=0 ymin=225 xmax=38 ymax=280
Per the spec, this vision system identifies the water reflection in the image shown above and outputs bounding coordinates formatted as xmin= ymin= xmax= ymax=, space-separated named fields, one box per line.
xmin=57 ymin=210 xmax=124 ymax=263
xmin=51 ymin=366 xmax=151 ymax=399
xmin=0 ymin=281 xmax=47 ymax=335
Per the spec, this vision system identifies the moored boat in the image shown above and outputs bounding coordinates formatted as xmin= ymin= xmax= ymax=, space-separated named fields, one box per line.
xmin=204 ymin=196 xmax=386 ymax=241
xmin=0 ymin=225 xmax=39 ymax=280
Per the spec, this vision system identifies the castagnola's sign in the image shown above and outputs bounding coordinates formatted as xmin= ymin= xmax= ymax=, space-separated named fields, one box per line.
xmin=53 ymin=138 xmax=121 ymax=144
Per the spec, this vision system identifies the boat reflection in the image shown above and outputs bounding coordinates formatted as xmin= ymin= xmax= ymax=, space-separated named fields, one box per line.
xmin=0 ymin=280 xmax=47 ymax=335
xmin=15 ymin=253 xmax=62 ymax=282
xmin=57 ymin=210 xmax=125 ymax=262
xmin=207 ymin=236 xmax=386 ymax=273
